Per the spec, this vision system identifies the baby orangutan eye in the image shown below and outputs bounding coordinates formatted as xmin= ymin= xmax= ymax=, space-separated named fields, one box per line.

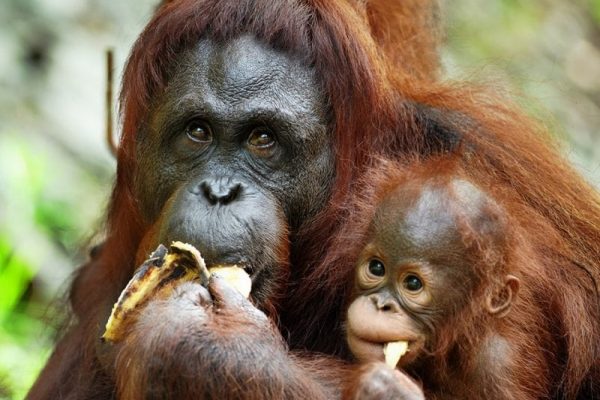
xmin=368 ymin=259 xmax=386 ymax=277
xmin=403 ymin=274 xmax=423 ymax=292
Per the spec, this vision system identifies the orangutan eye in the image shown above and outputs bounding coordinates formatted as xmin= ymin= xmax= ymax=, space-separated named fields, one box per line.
xmin=403 ymin=274 xmax=423 ymax=292
xmin=186 ymin=121 xmax=212 ymax=143
xmin=368 ymin=259 xmax=386 ymax=277
xmin=248 ymin=128 xmax=275 ymax=149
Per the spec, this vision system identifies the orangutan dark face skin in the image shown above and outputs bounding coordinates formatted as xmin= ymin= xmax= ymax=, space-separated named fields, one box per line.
xmin=133 ymin=35 xmax=333 ymax=304
xmin=346 ymin=179 xmax=520 ymax=368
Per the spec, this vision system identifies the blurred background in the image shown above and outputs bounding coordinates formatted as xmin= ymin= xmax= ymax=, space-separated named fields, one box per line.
xmin=0 ymin=0 xmax=599 ymax=398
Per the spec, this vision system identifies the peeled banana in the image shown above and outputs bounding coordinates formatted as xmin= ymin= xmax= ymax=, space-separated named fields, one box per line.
xmin=383 ymin=340 xmax=409 ymax=368
xmin=210 ymin=265 xmax=252 ymax=298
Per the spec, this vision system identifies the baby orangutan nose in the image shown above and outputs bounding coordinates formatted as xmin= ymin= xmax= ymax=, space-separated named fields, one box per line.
xmin=370 ymin=293 xmax=401 ymax=314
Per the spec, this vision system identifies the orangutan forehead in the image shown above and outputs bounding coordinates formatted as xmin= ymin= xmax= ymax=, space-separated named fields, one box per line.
xmin=165 ymin=35 xmax=324 ymax=108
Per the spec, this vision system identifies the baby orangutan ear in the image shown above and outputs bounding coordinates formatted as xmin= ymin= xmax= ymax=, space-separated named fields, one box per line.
xmin=486 ymin=275 xmax=520 ymax=317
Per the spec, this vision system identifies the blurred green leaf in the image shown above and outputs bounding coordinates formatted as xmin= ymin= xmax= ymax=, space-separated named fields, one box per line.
xmin=0 ymin=237 xmax=33 ymax=321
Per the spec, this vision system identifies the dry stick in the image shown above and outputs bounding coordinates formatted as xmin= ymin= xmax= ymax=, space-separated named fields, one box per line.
xmin=106 ymin=48 xmax=117 ymax=157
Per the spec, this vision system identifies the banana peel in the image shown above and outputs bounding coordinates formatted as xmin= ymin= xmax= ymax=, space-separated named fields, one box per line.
xmin=102 ymin=241 xmax=251 ymax=343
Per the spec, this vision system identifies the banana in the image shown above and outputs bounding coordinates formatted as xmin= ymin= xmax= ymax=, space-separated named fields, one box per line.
xmin=101 ymin=241 xmax=251 ymax=343
xmin=383 ymin=340 xmax=409 ymax=368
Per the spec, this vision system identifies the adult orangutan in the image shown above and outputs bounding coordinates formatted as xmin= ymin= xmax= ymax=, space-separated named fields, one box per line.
xmin=28 ymin=0 xmax=600 ymax=399
xmin=28 ymin=1 xmax=442 ymax=398
xmin=337 ymin=157 xmax=594 ymax=399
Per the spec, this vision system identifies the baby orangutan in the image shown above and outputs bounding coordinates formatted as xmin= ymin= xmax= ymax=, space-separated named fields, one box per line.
xmin=341 ymin=159 xmax=564 ymax=399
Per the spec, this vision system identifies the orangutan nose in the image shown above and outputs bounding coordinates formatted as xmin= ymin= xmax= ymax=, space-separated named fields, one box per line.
xmin=199 ymin=179 xmax=243 ymax=205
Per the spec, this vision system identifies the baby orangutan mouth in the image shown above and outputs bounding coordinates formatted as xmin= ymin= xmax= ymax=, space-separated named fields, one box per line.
xmin=102 ymin=241 xmax=251 ymax=343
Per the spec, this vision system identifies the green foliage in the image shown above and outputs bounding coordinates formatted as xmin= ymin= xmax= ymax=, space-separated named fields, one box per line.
xmin=0 ymin=136 xmax=107 ymax=399
xmin=0 ymin=237 xmax=33 ymax=320
xmin=0 ymin=121 xmax=109 ymax=399
xmin=593 ymin=0 xmax=600 ymax=24
xmin=0 ymin=236 xmax=53 ymax=399
xmin=0 ymin=143 xmax=55 ymax=398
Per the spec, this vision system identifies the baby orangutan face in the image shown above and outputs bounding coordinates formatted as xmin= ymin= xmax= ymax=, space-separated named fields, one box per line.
xmin=346 ymin=179 xmax=519 ymax=368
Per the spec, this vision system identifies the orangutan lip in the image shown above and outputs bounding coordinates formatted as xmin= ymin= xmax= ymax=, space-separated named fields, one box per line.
xmin=242 ymin=264 xmax=255 ymax=277
xmin=355 ymin=334 xmax=413 ymax=350
xmin=243 ymin=264 xmax=260 ymax=287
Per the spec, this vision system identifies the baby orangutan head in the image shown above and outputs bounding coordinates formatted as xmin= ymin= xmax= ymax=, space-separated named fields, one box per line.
xmin=346 ymin=174 xmax=520 ymax=368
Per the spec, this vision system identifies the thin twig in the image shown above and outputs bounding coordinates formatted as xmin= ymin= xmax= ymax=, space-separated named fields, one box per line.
xmin=106 ymin=48 xmax=117 ymax=157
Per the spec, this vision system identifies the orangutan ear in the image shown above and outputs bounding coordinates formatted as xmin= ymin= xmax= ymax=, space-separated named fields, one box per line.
xmin=486 ymin=275 xmax=520 ymax=317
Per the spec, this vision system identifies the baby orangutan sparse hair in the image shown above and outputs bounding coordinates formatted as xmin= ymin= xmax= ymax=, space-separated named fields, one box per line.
xmin=338 ymin=156 xmax=577 ymax=400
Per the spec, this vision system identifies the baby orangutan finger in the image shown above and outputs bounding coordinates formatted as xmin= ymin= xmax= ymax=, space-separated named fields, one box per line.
xmin=350 ymin=362 xmax=424 ymax=400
